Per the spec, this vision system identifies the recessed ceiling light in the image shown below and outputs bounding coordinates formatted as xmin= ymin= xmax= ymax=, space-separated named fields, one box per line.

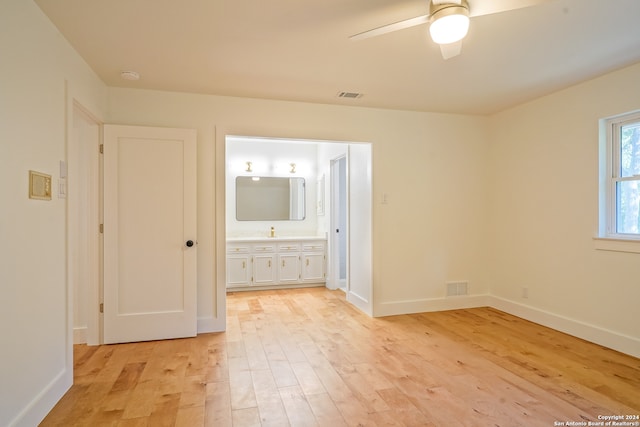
xmin=120 ymin=70 xmax=140 ymax=81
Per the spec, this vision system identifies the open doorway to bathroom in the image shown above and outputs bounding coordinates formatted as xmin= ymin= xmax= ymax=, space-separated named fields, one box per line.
xmin=224 ymin=135 xmax=372 ymax=315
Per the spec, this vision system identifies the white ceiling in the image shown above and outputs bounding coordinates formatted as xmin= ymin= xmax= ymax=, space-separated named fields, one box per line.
xmin=35 ymin=0 xmax=640 ymax=115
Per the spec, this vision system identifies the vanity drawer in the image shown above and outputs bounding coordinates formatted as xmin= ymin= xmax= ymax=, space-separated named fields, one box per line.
xmin=252 ymin=243 xmax=275 ymax=253
xmin=302 ymin=242 xmax=325 ymax=252
xmin=277 ymin=242 xmax=301 ymax=252
xmin=227 ymin=244 xmax=250 ymax=254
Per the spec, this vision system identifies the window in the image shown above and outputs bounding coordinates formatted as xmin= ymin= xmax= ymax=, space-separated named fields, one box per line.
xmin=603 ymin=111 xmax=640 ymax=240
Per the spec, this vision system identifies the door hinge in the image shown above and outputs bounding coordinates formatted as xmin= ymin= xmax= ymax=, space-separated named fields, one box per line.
xmin=99 ymin=224 xmax=104 ymax=233
xmin=99 ymin=144 xmax=104 ymax=154
xmin=99 ymin=303 xmax=104 ymax=313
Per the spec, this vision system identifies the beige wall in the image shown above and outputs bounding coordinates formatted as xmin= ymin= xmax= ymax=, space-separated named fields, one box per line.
xmin=488 ymin=62 xmax=640 ymax=354
xmin=0 ymin=1 xmax=107 ymax=425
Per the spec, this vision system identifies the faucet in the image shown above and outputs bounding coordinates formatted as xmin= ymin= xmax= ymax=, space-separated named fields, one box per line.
xmin=270 ymin=226 xmax=275 ymax=238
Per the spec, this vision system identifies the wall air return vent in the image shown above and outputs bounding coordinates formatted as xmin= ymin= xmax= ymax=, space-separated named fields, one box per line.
xmin=337 ymin=91 xmax=363 ymax=99
xmin=446 ymin=281 xmax=469 ymax=297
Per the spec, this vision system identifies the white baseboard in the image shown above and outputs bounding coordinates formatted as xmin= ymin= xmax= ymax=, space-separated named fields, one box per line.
xmin=197 ymin=316 xmax=224 ymax=334
xmin=8 ymin=368 xmax=71 ymax=427
xmin=347 ymin=290 xmax=372 ymax=316
xmin=374 ymin=294 xmax=491 ymax=317
xmin=374 ymin=294 xmax=639 ymax=358
xmin=489 ymin=296 xmax=640 ymax=359
xmin=73 ymin=327 xmax=87 ymax=344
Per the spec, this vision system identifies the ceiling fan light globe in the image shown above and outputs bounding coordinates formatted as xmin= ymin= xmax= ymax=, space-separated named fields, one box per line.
xmin=429 ymin=11 xmax=470 ymax=44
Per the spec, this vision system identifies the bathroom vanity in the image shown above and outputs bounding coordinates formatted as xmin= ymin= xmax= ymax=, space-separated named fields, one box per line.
xmin=226 ymin=237 xmax=326 ymax=291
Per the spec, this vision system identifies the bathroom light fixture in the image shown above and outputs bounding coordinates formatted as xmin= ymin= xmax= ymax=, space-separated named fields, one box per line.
xmin=429 ymin=2 xmax=470 ymax=45
xmin=245 ymin=161 xmax=252 ymax=172
xmin=289 ymin=163 xmax=296 ymax=173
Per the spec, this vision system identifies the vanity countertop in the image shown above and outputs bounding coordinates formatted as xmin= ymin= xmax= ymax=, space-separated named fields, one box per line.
xmin=226 ymin=236 xmax=326 ymax=242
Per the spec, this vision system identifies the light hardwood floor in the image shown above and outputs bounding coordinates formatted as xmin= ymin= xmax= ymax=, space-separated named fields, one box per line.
xmin=41 ymin=287 xmax=640 ymax=426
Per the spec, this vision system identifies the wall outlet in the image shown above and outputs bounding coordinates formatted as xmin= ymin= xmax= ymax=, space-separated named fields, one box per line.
xmin=522 ymin=287 xmax=529 ymax=299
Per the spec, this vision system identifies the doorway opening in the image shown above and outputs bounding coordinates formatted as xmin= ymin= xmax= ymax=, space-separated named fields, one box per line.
xmin=222 ymin=135 xmax=372 ymax=315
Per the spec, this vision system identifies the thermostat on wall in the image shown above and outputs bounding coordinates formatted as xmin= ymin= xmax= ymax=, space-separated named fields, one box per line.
xmin=29 ymin=170 xmax=52 ymax=201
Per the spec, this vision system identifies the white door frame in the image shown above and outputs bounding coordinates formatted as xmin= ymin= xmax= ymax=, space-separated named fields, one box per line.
xmin=345 ymin=143 xmax=373 ymax=315
xmin=329 ymin=155 xmax=348 ymax=291
xmin=68 ymin=101 xmax=102 ymax=345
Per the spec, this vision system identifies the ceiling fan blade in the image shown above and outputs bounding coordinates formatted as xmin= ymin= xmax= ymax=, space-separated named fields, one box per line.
xmin=439 ymin=40 xmax=463 ymax=59
xmin=468 ymin=0 xmax=552 ymax=17
xmin=350 ymin=14 xmax=429 ymax=41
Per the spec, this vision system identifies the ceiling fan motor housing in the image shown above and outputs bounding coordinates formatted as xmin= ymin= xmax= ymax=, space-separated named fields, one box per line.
xmin=429 ymin=0 xmax=470 ymax=24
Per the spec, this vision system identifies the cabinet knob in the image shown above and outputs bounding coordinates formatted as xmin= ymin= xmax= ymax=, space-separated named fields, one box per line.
xmin=186 ymin=240 xmax=194 ymax=247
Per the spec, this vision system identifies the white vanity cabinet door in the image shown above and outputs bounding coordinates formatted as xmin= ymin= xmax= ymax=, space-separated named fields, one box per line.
xmin=227 ymin=244 xmax=251 ymax=288
xmin=277 ymin=243 xmax=300 ymax=283
xmin=301 ymin=241 xmax=326 ymax=283
xmin=278 ymin=254 xmax=300 ymax=283
xmin=301 ymin=253 xmax=325 ymax=282
xmin=227 ymin=255 xmax=251 ymax=287
xmin=252 ymin=243 xmax=276 ymax=285
xmin=253 ymin=254 xmax=276 ymax=284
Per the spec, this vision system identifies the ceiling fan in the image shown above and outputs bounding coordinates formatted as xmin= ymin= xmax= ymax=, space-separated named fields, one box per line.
xmin=350 ymin=0 xmax=551 ymax=59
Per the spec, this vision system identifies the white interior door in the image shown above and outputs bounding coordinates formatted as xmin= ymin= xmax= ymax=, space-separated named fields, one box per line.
xmin=103 ymin=125 xmax=197 ymax=344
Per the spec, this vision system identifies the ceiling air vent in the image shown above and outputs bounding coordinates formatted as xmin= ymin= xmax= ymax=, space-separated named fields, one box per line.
xmin=337 ymin=91 xmax=363 ymax=99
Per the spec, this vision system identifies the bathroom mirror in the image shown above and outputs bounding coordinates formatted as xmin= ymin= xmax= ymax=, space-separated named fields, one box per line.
xmin=236 ymin=176 xmax=306 ymax=221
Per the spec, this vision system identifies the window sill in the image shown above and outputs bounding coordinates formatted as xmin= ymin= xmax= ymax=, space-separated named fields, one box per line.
xmin=593 ymin=237 xmax=640 ymax=254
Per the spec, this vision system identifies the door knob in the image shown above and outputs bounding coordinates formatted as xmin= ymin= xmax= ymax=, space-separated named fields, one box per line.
xmin=186 ymin=240 xmax=194 ymax=247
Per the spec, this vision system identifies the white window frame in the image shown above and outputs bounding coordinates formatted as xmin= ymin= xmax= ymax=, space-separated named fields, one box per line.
xmin=599 ymin=110 xmax=640 ymax=246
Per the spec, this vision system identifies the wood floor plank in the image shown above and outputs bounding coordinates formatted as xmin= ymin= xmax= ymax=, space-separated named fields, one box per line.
xmin=175 ymin=405 xmax=204 ymax=427
xmin=278 ymin=385 xmax=318 ymax=427
xmin=228 ymin=368 xmax=257 ymax=410
xmin=178 ymin=374 xmax=207 ymax=409
xmin=204 ymin=380 xmax=232 ymax=426
xmin=116 ymin=417 xmax=148 ymax=427
xmin=268 ymin=359 xmax=299 ymax=388
xmin=305 ymin=392 xmax=347 ymax=427
xmin=121 ymin=379 xmax=158 ymax=419
xmin=251 ymin=368 xmax=290 ymax=426
xmin=291 ymin=361 xmax=327 ymax=396
xmin=146 ymin=392 xmax=180 ymax=427
xmin=42 ymin=288 xmax=640 ymax=426
xmin=232 ymin=407 xmax=261 ymax=427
